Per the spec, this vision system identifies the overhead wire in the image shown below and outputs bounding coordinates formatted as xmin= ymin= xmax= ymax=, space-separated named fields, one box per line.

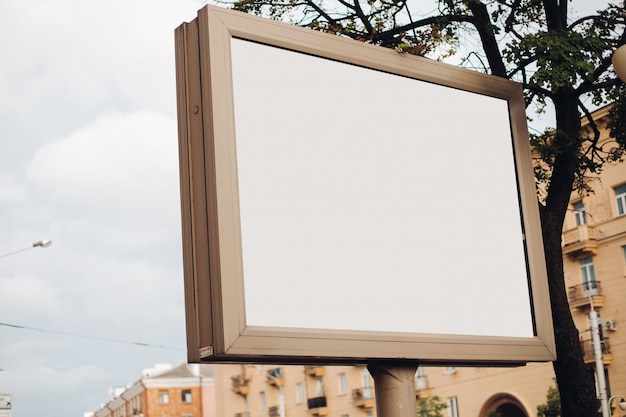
xmin=0 ymin=321 xmax=183 ymax=350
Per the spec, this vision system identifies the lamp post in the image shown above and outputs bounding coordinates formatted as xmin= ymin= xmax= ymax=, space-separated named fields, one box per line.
xmin=249 ymin=365 xmax=285 ymax=417
xmin=589 ymin=308 xmax=610 ymax=417
xmin=0 ymin=240 xmax=52 ymax=259
xmin=608 ymin=396 xmax=626 ymax=415
xmin=613 ymin=44 xmax=626 ymax=83
xmin=265 ymin=370 xmax=285 ymax=417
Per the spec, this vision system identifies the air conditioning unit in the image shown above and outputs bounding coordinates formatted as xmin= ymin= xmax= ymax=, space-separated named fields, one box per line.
xmin=604 ymin=320 xmax=617 ymax=332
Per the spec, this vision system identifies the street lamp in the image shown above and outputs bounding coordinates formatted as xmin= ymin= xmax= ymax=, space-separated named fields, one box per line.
xmin=609 ymin=396 xmax=626 ymax=415
xmin=613 ymin=44 xmax=626 ymax=83
xmin=0 ymin=240 xmax=52 ymax=259
xmin=247 ymin=365 xmax=285 ymax=417
xmin=265 ymin=369 xmax=285 ymax=417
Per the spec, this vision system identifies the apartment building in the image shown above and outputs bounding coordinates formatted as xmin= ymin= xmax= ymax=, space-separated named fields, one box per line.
xmin=91 ymin=363 xmax=216 ymax=417
xmin=214 ymin=104 xmax=626 ymax=417
xmin=215 ymin=364 xmax=376 ymax=417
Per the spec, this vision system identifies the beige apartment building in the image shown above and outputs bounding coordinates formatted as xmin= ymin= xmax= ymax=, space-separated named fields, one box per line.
xmin=213 ymin=104 xmax=626 ymax=417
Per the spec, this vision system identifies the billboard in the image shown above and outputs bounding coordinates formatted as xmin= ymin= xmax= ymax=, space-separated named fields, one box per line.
xmin=175 ymin=5 xmax=555 ymax=365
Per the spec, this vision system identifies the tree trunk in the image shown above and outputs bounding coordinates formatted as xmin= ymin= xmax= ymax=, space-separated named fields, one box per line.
xmin=541 ymin=207 xmax=598 ymax=417
xmin=542 ymin=91 xmax=599 ymax=417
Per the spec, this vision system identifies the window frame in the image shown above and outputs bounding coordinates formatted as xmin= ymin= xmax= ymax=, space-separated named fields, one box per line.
xmin=158 ymin=390 xmax=170 ymax=405
xmin=181 ymin=389 xmax=192 ymax=404
xmin=616 ymin=183 xmax=626 ymax=216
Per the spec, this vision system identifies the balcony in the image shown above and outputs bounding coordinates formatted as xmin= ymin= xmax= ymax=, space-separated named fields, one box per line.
xmin=305 ymin=366 xmax=326 ymax=378
xmin=266 ymin=368 xmax=285 ymax=386
xmin=352 ymin=387 xmax=375 ymax=409
xmin=269 ymin=406 xmax=282 ymax=417
xmin=562 ymin=225 xmax=598 ymax=259
xmin=235 ymin=413 xmax=251 ymax=417
xmin=231 ymin=374 xmax=251 ymax=396
xmin=580 ymin=337 xmax=613 ymax=365
xmin=307 ymin=396 xmax=328 ymax=416
xmin=568 ymin=282 xmax=605 ymax=310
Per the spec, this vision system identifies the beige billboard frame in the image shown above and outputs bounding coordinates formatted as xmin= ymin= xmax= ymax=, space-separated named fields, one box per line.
xmin=175 ymin=5 xmax=555 ymax=365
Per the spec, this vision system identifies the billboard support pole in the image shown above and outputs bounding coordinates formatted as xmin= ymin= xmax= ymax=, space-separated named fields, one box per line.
xmin=368 ymin=361 xmax=418 ymax=417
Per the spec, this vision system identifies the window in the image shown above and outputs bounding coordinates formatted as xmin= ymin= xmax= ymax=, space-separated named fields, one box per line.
xmin=616 ymin=184 xmax=626 ymax=216
xmin=448 ymin=396 xmax=459 ymax=417
xmin=580 ymin=256 xmax=598 ymax=295
xmin=366 ymin=411 xmax=374 ymax=417
xmin=315 ymin=378 xmax=325 ymax=397
xmin=362 ymin=367 xmax=373 ymax=399
xmin=181 ymin=389 xmax=192 ymax=404
xmin=623 ymin=246 xmax=626 ymax=274
xmin=338 ymin=373 xmax=347 ymax=395
xmin=444 ymin=367 xmax=456 ymax=375
xmin=416 ymin=366 xmax=427 ymax=390
xmin=158 ymin=390 xmax=169 ymax=405
xmin=573 ymin=200 xmax=587 ymax=225
xmin=260 ymin=391 xmax=267 ymax=411
xmin=296 ymin=383 xmax=304 ymax=404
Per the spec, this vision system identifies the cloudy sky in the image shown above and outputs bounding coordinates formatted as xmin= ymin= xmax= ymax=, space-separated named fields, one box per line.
xmin=1 ymin=0 xmax=204 ymax=415
xmin=0 ymin=0 xmax=608 ymax=416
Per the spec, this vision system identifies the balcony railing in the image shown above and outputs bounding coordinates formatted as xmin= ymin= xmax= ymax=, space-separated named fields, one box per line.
xmin=266 ymin=367 xmax=284 ymax=386
xmin=580 ymin=337 xmax=612 ymax=365
xmin=562 ymin=225 xmax=598 ymax=258
xmin=352 ymin=387 xmax=375 ymax=408
xmin=308 ymin=396 xmax=327 ymax=409
xmin=235 ymin=413 xmax=251 ymax=417
xmin=305 ymin=366 xmax=326 ymax=377
xmin=231 ymin=374 xmax=251 ymax=395
xmin=567 ymin=282 xmax=605 ymax=310
xmin=268 ymin=406 xmax=281 ymax=417
xmin=307 ymin=397 xmax=328 ymax=415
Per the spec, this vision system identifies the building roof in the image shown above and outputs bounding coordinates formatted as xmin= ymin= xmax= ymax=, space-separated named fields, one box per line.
xmin=144 ymin=362 xmax=214 ymax=380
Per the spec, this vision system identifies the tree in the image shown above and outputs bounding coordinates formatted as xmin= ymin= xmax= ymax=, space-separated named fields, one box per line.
xmin=537 ymin=386 xmax=562 ymax=417
xmin=220 ymin=1 xmax=626 ymax=416
xmin=418 ymin=396 xmax=447 ymax=417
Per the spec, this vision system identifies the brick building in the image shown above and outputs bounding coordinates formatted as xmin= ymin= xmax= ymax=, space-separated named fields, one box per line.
xmin=91 ymin=363 xmax=216 ymax=417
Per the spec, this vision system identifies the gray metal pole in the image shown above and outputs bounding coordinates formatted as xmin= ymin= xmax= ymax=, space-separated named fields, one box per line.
xmin=368 ymin=361 xmax=418 ymax=417
xmin=589 ymin=311 xmax=609 ymax=417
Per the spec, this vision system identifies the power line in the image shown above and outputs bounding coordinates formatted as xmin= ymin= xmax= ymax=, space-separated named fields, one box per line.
xmin=0 ymin=321 xmax=183 ymax=351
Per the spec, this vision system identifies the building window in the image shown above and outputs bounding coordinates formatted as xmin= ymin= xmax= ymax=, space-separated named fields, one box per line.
xmin=573 ymin=200 xmax=587 ymax=225
xmin=616 ymin=183 xmax=626 ymax=215
xmin=181 ymin=389 xmax=192 ymax=404
xmin=158 ymin=390 xmax=170 ymax=405
xmin=260 ymin=391 xmax=267 ymax=411
xmin=580 ymin=256 xmax=598 ymax=295
xmin=623 ymin=246 xmax=626 ymax=274
xmin=444 ymin=367 xmax=456 ymax=375
xmin=448 ymin=396 xmax=459 ymax=417
xmin=316 ymin=378 xmax=325 ymax=397
xmin=296 ymin=383 xmax=304 ymax=404
xmin=366 ymin=411 xmax=374 ymax=417
xmin=362 ymin=367 xmax=374 ymax=399
xmin=416 ymin=366 xmax=427 ymax=390
xmin=338 ymin=373 xmax=347 ymax=395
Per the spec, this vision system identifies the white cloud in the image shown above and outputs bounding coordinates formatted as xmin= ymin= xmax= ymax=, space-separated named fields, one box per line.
xmin=26 ymin=110 xmax=180 ymax=224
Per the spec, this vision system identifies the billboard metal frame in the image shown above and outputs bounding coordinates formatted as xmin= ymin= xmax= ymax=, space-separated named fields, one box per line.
xmin=174 ymin=5 xmax=555 ymax=365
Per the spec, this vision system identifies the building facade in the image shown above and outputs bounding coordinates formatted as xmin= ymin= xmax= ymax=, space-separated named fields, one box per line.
xmin=214 ymin=104 xmax=626 ymax=417
xmin=91 ymin=363 xmax=216 ymax=417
